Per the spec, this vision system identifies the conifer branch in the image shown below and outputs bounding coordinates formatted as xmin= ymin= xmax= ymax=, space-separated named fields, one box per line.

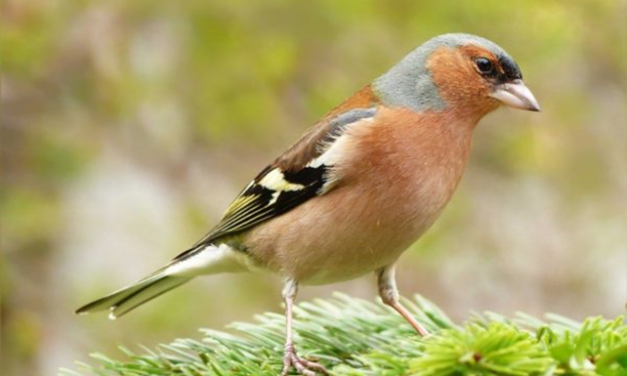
xmin=61 ymin=294 xmax=627 ymax=376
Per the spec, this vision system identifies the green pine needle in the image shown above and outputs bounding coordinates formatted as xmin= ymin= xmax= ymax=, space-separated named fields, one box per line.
xmin=61 ymin=294 xmax=627 ymax=376
xmin=409 ymin=323 xmax=551 ymax=376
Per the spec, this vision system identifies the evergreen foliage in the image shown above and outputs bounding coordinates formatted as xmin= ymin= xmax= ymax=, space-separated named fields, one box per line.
xmin=62 ymin=294 xmax=627 ymax=376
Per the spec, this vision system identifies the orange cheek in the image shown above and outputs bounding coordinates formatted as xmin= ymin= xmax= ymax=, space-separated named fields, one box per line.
xmin=426 ymin=47 xmax=496 ymax=114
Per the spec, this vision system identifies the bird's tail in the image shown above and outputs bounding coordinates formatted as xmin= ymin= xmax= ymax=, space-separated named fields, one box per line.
xmin=76 ymin=242 xmax=243 ymax=318
xmin=75 ymin=274 xmax=191 ymax=319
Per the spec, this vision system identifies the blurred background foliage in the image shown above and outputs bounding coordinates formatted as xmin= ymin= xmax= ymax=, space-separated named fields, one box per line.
xmin=1 ymin=0 xmax=625 ymax=375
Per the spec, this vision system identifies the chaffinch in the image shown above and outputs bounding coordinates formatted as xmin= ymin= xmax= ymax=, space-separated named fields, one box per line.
xmin=77 ymin=33 xmax=539 ymax=375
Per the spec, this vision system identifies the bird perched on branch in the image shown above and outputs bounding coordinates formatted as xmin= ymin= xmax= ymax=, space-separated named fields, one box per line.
xmin=77 ymin=33 xmax=540 ymax=375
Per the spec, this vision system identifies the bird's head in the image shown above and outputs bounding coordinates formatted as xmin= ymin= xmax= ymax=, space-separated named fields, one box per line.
xmin=373 ymin=33 xmax=540 ymax=119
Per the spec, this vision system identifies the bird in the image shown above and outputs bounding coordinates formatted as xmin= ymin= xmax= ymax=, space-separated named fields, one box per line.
xmin=76 ymin=33 xmax=540 ymax=375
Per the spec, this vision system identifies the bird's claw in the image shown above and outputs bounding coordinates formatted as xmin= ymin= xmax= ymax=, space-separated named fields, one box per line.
xmin=281 ymin=344 xmax=327 ymax=376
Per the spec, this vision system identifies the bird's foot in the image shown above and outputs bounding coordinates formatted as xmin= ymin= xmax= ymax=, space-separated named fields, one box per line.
xmin=281 ymin=344 xmax=327 ymax=376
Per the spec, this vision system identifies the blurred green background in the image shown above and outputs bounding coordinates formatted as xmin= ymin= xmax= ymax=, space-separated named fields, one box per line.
xmin=1 ymin=0 xmax=626 ymax=375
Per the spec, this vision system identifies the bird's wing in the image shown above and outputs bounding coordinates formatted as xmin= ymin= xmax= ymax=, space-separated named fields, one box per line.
xmin=173 ymin=106 xmax=378 ymax=261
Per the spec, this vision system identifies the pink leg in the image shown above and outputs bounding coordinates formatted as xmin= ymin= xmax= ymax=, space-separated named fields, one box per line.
xmin=281 ymin=279 xmax=328 ymax=376
xmin=377 ymin=265 xmax=430 ymax=337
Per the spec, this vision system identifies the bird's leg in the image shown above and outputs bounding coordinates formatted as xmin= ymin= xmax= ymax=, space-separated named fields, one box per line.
xmin=281 ymin=278 xmax=328 ymax=376
xmin=377 ymin=265 xmax=430 ymax=336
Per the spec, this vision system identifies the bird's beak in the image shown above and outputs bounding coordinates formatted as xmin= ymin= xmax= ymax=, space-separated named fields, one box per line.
xmin=490 ymin=79 xmax=540 ymax=112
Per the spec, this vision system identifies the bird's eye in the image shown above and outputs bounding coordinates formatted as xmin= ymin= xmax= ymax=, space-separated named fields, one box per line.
xmin=475 ymin=57 xmax=494 ymax=75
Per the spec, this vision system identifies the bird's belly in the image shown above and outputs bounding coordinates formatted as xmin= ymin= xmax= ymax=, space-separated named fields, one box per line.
xmin=292 ymin=218 xmax=423 ymax=285
xmin=245 ymin=180 xmax=448 ymax=284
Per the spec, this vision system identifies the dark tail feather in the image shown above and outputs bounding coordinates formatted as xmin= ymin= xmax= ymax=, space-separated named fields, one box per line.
xmin=76 ymin=275 xmax=191 ymax=319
